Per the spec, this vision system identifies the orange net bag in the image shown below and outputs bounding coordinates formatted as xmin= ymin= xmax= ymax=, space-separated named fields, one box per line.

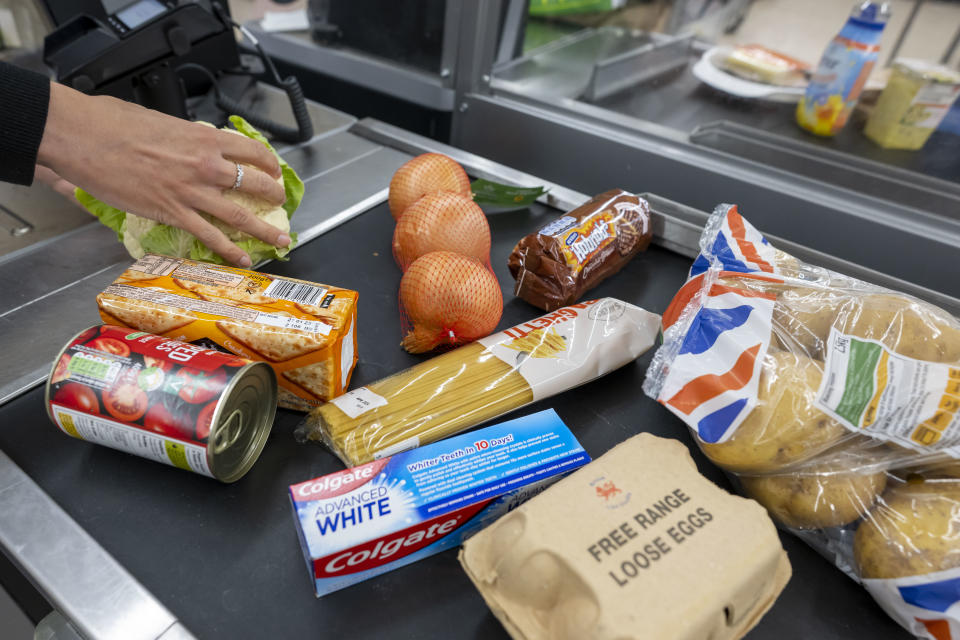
xmin=392 ymin=192 xmax=491 ymax=271
xmin=399 ymin=251 xmax=503 ymax=354
xmin=388 ymin=153 xmax=472 ymax=221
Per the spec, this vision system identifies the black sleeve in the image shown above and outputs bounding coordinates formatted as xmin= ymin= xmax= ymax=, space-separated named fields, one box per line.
xmin=0 ymin=61 xmax=51 ymax=186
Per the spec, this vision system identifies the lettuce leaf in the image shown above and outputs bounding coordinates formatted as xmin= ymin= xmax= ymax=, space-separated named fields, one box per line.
xmin=188 ymin=232 xmax=296 ymax=266
xmin=138 ymin=224 xmax=197 ymax=259
xmin=75 ymin=189 xmax=126 ymax=241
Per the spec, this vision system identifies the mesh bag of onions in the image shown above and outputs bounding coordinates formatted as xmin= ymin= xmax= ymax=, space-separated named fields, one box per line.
xmin=388 ymin=152 xmax=501 ymax=354
xmin=399 ymin=251 xmax=503 ymax=354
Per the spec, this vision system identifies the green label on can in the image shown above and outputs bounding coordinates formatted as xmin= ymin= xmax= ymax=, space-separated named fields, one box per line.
xmin=67 ymin=355 xmax=113 ymax=381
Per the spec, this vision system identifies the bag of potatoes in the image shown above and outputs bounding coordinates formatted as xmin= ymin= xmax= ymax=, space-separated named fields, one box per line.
xmin=644 ymin=204 xmax=960 ymax=639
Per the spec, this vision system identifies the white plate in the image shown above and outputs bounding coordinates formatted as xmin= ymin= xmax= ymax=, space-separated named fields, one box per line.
xmin=692 ymin=46 xmax=806 ymax=104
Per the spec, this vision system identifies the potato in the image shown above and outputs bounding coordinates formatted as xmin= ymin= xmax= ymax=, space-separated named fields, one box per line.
xmin=910 ymin=460 xmax=960 ymax=479
xmin=841 ymin=294 xmax=960 ymax=363
xmin=742 ymin=467 xmax=887 ymax=529
xmin=774 ymin=291 xmax=960 ymax=363
xmin=855 ymin=480 xmax=960 ymax=579
xmin=772 ymin=287 xmax=848 ymax=358
xmin=772 ymin=250 xmax=802 ymax=278
xmin=700 ymin=350 xmax=848 ymax=473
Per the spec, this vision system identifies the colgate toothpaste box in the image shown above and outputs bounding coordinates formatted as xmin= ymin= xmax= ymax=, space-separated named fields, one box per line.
xmin=289 ymin=409 xmax=590 ymax=596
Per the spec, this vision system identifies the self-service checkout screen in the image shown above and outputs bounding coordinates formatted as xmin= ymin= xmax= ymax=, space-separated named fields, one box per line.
xmin=109 ymin=0 xmax=166 ymax=30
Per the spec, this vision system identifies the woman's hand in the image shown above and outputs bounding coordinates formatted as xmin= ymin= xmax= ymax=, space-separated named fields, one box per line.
xmin=37 ymin=83 xmax=289 ymax=267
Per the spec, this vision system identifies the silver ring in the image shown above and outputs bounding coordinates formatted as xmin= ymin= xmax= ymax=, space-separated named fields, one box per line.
xmin=231 ymin=163 xmax=244 ymax=191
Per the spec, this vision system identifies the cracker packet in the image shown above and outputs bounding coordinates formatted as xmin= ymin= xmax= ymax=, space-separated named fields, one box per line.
xmin=460 ymin=433 xmax=790 ymax=640
xmin=97 ymin=254 xmax=358 ymax=411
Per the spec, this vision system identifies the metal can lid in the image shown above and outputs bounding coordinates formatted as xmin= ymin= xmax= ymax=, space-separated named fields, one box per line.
xmin=207 ymin=362 xmax=277 ymax=483
xmin=894 ymin=58 xmax=960 ymax=85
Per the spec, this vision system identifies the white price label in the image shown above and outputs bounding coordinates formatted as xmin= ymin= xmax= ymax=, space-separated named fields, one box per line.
xmin=51 ymin=406 xmax=213 ymax=477
xmin=254 ymin=312 xmax=331 ymax=336
xmin=330 ymin=387 xmax=388 ymax=419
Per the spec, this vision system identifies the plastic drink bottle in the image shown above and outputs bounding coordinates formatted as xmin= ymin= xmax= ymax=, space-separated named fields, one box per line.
xmin=796 ymin=1 xmax=891 ymax=136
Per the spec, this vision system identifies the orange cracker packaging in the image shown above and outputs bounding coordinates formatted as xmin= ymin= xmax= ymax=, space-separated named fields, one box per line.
xmin=97 ymin=254 xmax=358 ymax=412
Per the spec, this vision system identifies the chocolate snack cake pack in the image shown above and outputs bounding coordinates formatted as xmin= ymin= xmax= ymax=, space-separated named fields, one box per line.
xmin=508 ymin=190 xmax=652 ymax=312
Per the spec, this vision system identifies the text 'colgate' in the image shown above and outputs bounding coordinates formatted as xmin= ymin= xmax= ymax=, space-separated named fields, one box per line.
xmin=289 ymin=409 xmax=590 ymax=597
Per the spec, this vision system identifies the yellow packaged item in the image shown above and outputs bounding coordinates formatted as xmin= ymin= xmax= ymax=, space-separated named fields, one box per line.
xmin=97 ymin=254 xmax=358 ymax=411
xmin=865 ymin=59 xmax=960 ymax=150
xmin=299 ymin=298 xmax=660 ymax=466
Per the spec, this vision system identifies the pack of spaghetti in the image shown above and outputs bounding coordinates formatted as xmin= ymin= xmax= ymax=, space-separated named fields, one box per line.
xmin=644 ymin=204 xmax=960 ymax=639
xmin=97 ymin=254 xmax=358 ymax=411
xmin=298 ymin=298 xmax=660 ymax=466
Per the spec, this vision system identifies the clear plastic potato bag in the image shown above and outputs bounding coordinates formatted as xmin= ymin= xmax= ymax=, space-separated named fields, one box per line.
xmin=298 ymin=298 xmax=660 ymax=467
xmin=643 ymin=204 xmax=960 ymax=639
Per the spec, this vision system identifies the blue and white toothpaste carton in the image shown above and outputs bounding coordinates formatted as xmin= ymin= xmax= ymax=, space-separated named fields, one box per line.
xmin=289 ymin=409 xmax=590 ymax=596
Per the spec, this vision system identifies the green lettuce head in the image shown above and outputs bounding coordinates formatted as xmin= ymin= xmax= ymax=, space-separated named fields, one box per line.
xmin=76 ymin=116 xmax=304 ymax=265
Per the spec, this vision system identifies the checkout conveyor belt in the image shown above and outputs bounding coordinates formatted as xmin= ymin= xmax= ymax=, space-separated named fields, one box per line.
xmin=0 ymin=114 xmax=940 ymax=639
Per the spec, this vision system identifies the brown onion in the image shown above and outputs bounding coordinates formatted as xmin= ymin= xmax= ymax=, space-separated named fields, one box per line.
xmin=393 ymin=192 xmax=491 ymax=270
xmin=400 ymin=251 xmax=503 ymax=353
xmin=388 ymin=153 xmax=471 ymax=221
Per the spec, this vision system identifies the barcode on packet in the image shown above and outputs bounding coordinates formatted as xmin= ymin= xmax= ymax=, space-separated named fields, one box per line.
xmin=263 ymin=278 xmax=328 ymax=306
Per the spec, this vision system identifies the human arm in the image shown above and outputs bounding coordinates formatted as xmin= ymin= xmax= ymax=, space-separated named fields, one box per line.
xmin=0 ymin=61 xmax=291 ymax=267
xmin=0 ymin=61 xmax=50 ymax=186
xmin=36 ymin=81 xmax=289 ymax=267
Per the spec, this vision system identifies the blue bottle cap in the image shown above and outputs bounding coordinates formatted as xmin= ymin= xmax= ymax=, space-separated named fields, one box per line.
xmin=850 ymin=1 xmax=891 ymax=28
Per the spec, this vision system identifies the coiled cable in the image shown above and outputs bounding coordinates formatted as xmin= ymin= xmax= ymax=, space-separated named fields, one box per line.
xmin=178 ymin=3 xmax=313 ymax=143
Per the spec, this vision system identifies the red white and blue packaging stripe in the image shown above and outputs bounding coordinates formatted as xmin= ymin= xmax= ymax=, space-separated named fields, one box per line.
xmin=688 ymin=204 xmax=779 ymax=279
xmin=289 ymin=409 xmax=589 ymax=597
xmin=657 ymin=279 xmax=776 ymax=443
xmin=866 ymin=568 xmax=960 ymax=640
xmin=645 ymin=204 xmax=783 ymax=444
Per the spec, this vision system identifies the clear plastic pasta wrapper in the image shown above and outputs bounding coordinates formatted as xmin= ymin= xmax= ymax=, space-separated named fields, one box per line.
xmin=298 ymin=298 xmax=660 ymax=467
xmin=643 ymin=204 xmax=960 ymax=639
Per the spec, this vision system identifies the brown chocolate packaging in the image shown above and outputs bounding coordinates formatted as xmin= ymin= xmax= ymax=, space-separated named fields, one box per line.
xmin=508 ymin=190 xmax=652 ymax=312
xmin=459 ymin=433 xmax=791 ymax=640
